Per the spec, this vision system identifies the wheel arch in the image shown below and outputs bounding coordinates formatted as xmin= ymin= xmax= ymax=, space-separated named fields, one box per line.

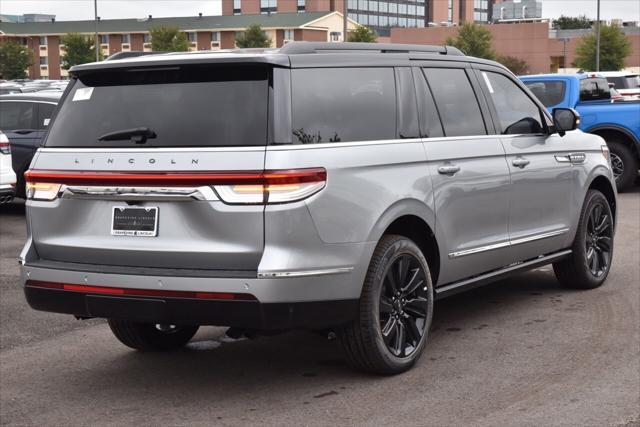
xmin=587 ymin=125 xmax=640 ymax=159
xmin=587 ymin=174 xmax=617 ymax=227
xmin=368 ymin=200 xmax=440 ymax=285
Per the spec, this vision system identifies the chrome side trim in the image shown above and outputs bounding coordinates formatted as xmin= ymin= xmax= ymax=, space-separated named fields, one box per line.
xmin=257 ymin=267 xmax=354 ymax=279
xmin=61 ymin=186 xmax=219 ymax=201
xmin=448 ymin=228 xmax=569 ymax=259
xmin=268 ymin=135 xmax=501 ymax=151
xmin=38 ymin=146 xmax=266 ymax=153
xmin=509 ymin=228 xmax=570 ymax=246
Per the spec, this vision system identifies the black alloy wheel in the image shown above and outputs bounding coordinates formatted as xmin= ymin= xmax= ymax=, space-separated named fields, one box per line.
xmin=379 ymin=254 xmax=429 ymax=358
xmin=584 ymin=200 xmax=613 ymax=278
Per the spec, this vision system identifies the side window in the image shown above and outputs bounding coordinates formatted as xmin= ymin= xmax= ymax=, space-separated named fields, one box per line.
xmin=481 ymin=71 xmax=544 ymax=135
xmin=523 ymin=80 xmax=566 ymax=108
xmin=423 ymin=68 xmax=486 ymax=137
xmin=291 ymin=68 xmax=396 ymax=143
xmin=580 ymin=78 xmax=611 ymax=102
xmin=0 ymin=102 xmax=35 ymax=130
xmin=37 ymin=103 xmax=56 ymax=130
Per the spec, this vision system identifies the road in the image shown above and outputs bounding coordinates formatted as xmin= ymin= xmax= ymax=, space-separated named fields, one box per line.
xmin=1 ymin=191 xmax=639 ymax=426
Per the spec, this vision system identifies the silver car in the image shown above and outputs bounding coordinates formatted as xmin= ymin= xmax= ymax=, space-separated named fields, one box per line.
xmin=21 ymin=43 xmax=617 ymax=374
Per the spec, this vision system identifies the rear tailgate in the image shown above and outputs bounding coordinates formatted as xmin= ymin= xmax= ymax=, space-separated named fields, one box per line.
xmin=27 ymin=63 xmax=269 ymax=272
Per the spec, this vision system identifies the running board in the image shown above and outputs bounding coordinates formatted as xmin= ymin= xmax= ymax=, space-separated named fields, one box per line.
xmin=435 ymin=249 xmax=572 ymax=300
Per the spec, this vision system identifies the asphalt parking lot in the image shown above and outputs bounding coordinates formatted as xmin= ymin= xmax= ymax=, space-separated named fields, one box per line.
xmin=1 ymin=191 xmax=638 ymax=426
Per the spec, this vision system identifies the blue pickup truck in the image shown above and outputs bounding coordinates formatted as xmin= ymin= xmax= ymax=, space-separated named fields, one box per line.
xmin=520 ymin=73 xmax=640 ymax=191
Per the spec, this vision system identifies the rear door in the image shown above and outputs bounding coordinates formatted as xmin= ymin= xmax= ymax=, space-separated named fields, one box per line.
xmin=475 ymin=67 xmax=573 ymax=260
xmin=418 ymin=65 xmax=512 ymax=285
xmin=28 ymin=64 xmax=270 ymax=272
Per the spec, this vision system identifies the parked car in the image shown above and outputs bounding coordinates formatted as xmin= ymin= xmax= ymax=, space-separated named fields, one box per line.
xmin=599 ymin=71 xmax=640 ymax=99
xmin=0 ymin=130 xmax=17 ymax=204
xmin=521 ymin=73 xmax=640 ymax=191
xmin=21 ymin=43 xmax=617 ymax=374
xmin=0 ymin=92 xmax=61 ymax=198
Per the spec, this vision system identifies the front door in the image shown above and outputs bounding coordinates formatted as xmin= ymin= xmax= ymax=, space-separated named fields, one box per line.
xmin=475 ymin=68 xmax=574 ymax=261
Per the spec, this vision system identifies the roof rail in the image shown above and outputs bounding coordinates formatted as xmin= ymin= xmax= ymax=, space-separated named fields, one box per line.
xmin=105 ymin=51 xmax=167 ymax=61
xmin=278 ymin=42 xmax=464 ymax=56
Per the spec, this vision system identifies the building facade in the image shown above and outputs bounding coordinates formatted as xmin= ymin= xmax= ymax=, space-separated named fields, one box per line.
xmin=0 ymin=12 xmax=357 ymax=79
xmin=221 ymin=0 xmax=499 ymax=36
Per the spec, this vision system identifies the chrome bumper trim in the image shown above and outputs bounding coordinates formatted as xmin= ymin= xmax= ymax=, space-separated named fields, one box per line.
xmin=257 ymin=267 xmax=354 ymax=278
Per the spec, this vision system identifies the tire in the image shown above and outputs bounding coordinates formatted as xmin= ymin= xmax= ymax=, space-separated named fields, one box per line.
xmin=553 ymin=190 xmax=614 ymax=290
xmin=337 ymin=235 xmax=434 ymax=375
xmin=108 ymin=319 xmax=199 ymax=351
xmin=608 ymin=140 xmax=638 ymax=192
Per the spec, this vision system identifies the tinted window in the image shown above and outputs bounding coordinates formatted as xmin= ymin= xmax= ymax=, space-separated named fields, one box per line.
xmin=579 ymin=78 xmax=611 ymax=101
xmin=608 ymin=75 xmax=640 ymax=90
xmin=481 ymin=72 xmax=544 ymax=135
xmin=0 ymin=101 xmax=35 ymax=130
xmin=413 ymin=68 xmax=444 ymax=138
xmin=423 ymin=68 xmax=486 ymax=137
xmin=45 ymin=66 xmax=268 ymax=148
xmin=291 ymin=68 xmax=396 ymax=143
xmin=523 ymin=80 xmax=566 ymax=107
xmin=37 ymin=103 xmax=56 ymax=129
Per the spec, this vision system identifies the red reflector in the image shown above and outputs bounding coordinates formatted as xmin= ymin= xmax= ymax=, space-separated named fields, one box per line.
xmin=24 ymin=168 xmax=326 ymax=187
xmin=26 ymin=280 xmax=255 ymax=301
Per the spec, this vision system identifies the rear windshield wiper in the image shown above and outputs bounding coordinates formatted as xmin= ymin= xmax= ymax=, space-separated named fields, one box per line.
xmin=98 ymin=127 xmax=157 ymax=144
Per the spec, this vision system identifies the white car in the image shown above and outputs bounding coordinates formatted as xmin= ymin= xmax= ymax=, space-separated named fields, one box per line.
xmin=0 ymin=130 xmax=17 ymax=204
xmin=599 ymin=71 xmax=640 ymax=98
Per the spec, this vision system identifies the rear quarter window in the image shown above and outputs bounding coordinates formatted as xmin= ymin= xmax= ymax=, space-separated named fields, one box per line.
xmin=579 ymin=78 xmax=611 ymax=102
xmin=45 ymin=65 xmax=269 ymax=148
xmin=290 ymin=68 xmax=397 ymax=144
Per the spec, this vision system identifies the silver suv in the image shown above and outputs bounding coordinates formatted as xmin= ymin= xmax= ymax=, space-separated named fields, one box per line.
xmin=21 ymin=43 xmax=617 ymax=374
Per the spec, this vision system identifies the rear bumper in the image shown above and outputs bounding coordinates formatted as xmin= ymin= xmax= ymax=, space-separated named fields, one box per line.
xmin=24 ymin=284 xmax=358 ymax=329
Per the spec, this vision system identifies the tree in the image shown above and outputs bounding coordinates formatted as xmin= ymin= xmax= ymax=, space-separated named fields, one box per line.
xmin=235 ymin=24 xmax=272 ymax=48
xmin=572 ymin=24 xmax=632 ymax=71
xmin=149 ymin=26 xmax=189 ymax=52
xmin=60 ymin=33 xmax=102 ymax=69
xmin=347 ymin=26 xmax=377 ymax=43
xmin=0 ymin=40 xmax=33 ymax=79
xmin=497 ymin=55 xmax=530 ymax=75
xmin=444 ymin=22 xmax=495 ymax=60
xmin=552 ymin=15 xmax=592 ymax=30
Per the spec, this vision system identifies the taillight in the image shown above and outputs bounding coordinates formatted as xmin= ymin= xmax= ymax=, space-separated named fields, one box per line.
xmin=23 ymin=168 xmax=327 ymax=204
xmin=0 ymin=133 xmax=10 ymax=155
xmin=214 ymin=168 xmax=327 ymax=204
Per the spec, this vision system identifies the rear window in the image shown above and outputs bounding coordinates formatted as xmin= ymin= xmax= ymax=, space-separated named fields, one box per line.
xmin=607 ymin=75 xmax=640 ymax=90
xmin=290 ymin=68 xmax=396 ymax=144
xmin=0 ymin=101 xmax=35 ymax=130
xmin=523 ymin=80 xmax=566 ymax=107
xmin=579 ymin=77 xmax=611 ymax=102
xmin=45 ymin=65 xmax=268 ymax=148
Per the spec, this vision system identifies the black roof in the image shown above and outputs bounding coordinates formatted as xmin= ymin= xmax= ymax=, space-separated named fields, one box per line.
xmin=69 ymin=42 xmax=504 ymax=74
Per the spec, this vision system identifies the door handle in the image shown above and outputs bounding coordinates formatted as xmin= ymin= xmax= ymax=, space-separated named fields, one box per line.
xmin=512 ymin=157 xmax=530 ymax=168
xmin=437 ymin=164 xmax=460 ymax=175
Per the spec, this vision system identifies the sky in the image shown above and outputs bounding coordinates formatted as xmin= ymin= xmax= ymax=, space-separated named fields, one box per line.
xmin=1 ymin=0 xmax=639 ymax=22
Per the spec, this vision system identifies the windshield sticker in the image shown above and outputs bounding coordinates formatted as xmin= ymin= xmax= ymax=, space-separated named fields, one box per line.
xmin=72 ymin=87 xmax=94 ymax=101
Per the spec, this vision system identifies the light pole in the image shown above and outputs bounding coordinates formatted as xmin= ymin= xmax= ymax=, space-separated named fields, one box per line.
xmin=561 ymin=37 xmax=570 ymax=73
xmin=343 ymin=0 xmax=348 ymax=42
xmin=94 ymin=0 xmax=99 ymax=62
xmin=595 ymin=0 xmax=601 ymax=71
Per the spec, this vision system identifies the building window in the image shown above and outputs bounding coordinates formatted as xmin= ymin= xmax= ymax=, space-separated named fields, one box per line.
xmin=100 ymin=34 xmax=109 ymax=44
xmin=143 ymin=34 xmax=151 ymax=43
xmin=39 ymin=56 xmax=48 ymax=65
xmin=39 ymin=36 xmax=47 ymax=46
xmin=211 ymin=31 xmax=220 ymax=42
xmin=187 ymin=32 xmax=197 ymax=42
xmin=233 ymin=0 xmax=241 ymax=15
xmin=297 ymin=0 xmax=305 ymax=12
xmin=283 ymin=29 xmax=295 ymax=40
xmin=448 ymin=0 xmax=454 ymax=22
xmin=260 ymin=0 xmax=277 ymax=14
xmin=122 ymin=34 xmax=131 ymax=44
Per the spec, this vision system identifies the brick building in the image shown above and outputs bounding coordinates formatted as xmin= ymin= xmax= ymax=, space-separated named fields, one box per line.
xmin=0 ymin=12 xmax=358 ymax=79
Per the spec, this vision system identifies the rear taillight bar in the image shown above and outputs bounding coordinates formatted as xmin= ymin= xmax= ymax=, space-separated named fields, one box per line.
xmin=24 ymin=168 xmax=327 ymax=204
xmin=26 ymin=280 xmax=256 ymax=301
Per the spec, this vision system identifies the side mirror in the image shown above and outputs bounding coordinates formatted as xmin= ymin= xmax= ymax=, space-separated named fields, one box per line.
xmin=552 ymin=108 xmax=580 ymax=136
